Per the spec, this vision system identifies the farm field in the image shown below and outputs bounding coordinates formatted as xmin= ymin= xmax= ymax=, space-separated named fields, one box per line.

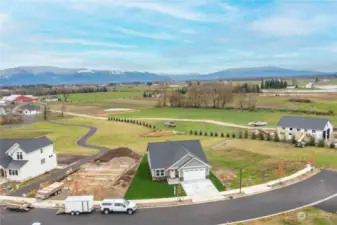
xmin=115 ymin=107 xmax=337 ymax=126
xmin=57 ymin=91 xmax=142 ymax=101
xmin=236 ymin=207 xmax=337 ymax=225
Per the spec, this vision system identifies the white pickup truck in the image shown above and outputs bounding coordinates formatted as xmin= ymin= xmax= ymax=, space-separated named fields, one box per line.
xmin=100 ymin=199 xmax=137 ymax=215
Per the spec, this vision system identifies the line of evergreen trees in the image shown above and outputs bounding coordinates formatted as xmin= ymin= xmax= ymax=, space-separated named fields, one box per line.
xmin=261 ymin=79 xmax=288 ymax=89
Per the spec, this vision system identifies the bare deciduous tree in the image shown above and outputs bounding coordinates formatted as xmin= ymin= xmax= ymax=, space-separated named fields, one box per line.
xmin=235 ymin=89 xmax=247 ymax=111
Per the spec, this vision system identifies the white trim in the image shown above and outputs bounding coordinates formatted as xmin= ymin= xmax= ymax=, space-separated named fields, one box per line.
xmin=5 ymin=144 xmax=20 ymax=156
xmin=167 ymin=154 xmax=192 ymax=170
xmin=178 ymin=156 xmax=211 ymax=170
xmin=154 ymin=168 xmax=165 ymax=177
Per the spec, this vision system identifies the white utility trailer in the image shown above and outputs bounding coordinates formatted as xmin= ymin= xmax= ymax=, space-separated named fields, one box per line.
xmin=64 ymin=196 xmax=94 ymax=216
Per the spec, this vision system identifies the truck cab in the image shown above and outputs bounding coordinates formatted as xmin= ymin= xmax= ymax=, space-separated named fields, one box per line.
xmin=100 ymin=199 xmax=137 ymax=215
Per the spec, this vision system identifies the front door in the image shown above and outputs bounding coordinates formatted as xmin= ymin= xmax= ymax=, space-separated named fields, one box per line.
xmin=327 ymin=129 xmax=330 ymax=139
xmin=323 ymin=130 xmax=326 ymax=139
xmin=170 ymin=169 xmax=175 ymax=178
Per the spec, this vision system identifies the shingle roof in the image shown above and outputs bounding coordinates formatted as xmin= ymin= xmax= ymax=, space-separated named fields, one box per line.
xmin=18 ymin=104 xmax=40 ymax=111
xmin=0 ymin=136 xmax=53 ymax=169
xmin=147 ymin=140 xmax=209 ymax=170
xmin=277 ymin=116 xmax=331 ymax=130
xmin=7 ymin=160 xmax=28 ymax=170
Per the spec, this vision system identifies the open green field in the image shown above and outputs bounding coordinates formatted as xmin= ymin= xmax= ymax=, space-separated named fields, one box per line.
xmin=73 ymin=98 xmax=156 ymax=110
xmin=237 ymin=207 xmax=337 ymax=225
xmin=58 ymin=91 xmax=142 ymax=101
xmin=115 ymin=107 xmax=337 ymax=126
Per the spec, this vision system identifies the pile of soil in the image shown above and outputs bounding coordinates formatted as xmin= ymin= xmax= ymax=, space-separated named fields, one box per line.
xmin=95 ymin=147 xmax=141 ymax=162
xmin=57 ymin=154 xmax=86 ymax=165
xmin=141 ymin=130 xmax=174 ymax=137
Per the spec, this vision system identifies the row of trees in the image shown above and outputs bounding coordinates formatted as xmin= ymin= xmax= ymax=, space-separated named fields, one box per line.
xmin=261 ymin=79 xmax=288 ymax=89
xmin=109 ymin=117 xmax=156 ymax=129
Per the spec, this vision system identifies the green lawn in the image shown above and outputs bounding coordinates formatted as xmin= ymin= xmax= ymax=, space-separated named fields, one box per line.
xmin=115 ymin=107 xmax=337 ymax=126
xmin=125 ymin=155 xmax=177 ymax=199
xmin=209 ymin=172 xmax=224 ymax=191
xmin=73 ymin=98 xmax=156 ymax=110
xmin=58 ymin=91 xmax=142 ymax=101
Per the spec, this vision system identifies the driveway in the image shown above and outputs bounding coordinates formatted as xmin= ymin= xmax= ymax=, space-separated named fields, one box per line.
xmin=182 ymin=179 xmax=224 ymax=203
xmin=2 ymin=170 xmax=337 ymax=225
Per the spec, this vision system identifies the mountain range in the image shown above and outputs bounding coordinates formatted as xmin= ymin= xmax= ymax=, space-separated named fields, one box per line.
xmin=0 ymin=66 xmax=334 ymax=85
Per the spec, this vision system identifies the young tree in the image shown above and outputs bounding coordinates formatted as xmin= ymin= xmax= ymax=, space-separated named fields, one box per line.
xmin=199 ymin=130 xmax=203 ymax=136
xmin=258 ymin=132 xmax=264 ymax=140
xmin=274 ymin=133 xmax=280 ymax=142
xmin=189 ymin=130 xmax=193 ymax=135
xmin=43 ymin=104 xmax=51 ymax=120
xmin=210 ymin=131 xmax=213 ymax=136
xmin=204 ymin=131 xmax=208 ymax=136
xmin=266 ymin=132 xmax=271 ymax=141
xmin=215 ymin=132 xmax=218 ymax=137
xmin=330 ymin=143 xmax=335 ymax=148
xmin=232 ymin=132 xmax=236 ymax=138
xmin=309 ymin=136 xmax=316 ymax=146
xmin=143 ymin=92 xmax=147 ymax=98
xmin=194 ymin=130 xmax=198 ymax=135
xmin=226 ymin=133 xmax=230 ymax=138
xmin=251 ymin=132 xmax=257 ymax=140
xmin=239 ymin=131 xmax=243 ymax=139
xmin=61 ymin=102 xmax=66 ymax=118
xmin=291 ymin=134 xmax=297 ymax=144
xmin=62 ymin=91 xmax=70 ymax=102
xmin=221 ymin=132 xmax=224 ymax=137
xmin=318 ymin=140 xmax=325 ymax=147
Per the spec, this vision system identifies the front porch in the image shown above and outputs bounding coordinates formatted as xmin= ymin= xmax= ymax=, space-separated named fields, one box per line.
xmin=167 ymin=168 xmax=180 ymax=185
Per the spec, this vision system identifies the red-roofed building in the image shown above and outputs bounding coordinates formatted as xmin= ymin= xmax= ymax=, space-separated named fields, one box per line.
xmin=3 ymin=95 xmax=38 ymax=103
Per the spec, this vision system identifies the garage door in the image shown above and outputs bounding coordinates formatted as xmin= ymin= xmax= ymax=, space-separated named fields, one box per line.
xmin=183 ymin=168 xmax=205 ymax=181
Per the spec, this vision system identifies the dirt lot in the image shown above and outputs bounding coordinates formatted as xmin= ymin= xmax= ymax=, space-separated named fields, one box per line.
xmin=95 ymin=147 xmax=141 ymax=162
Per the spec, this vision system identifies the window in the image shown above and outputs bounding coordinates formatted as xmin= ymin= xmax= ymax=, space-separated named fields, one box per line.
xmin=155 ymin=169 xmax=165 ymax=177
xmin=41 ymin=158 xmax=45 ymax=164
xmin=313 ymin=130 xmax=316 ymax=133
xmin=115 ymin=203 xmax=123 ymax=207
xmin=16 ymin=152 xmax=23 ymax=160
xmin=40 ymin=149 xmax=43 ymax=153
xmin=9 ymin=170 xmax=18 ymax=176
xmin=102 ymin=203 xmax=112 ymax=206
xmin=289 ymin=128 xmax=293 ymax=131
xmin=297 ymin=128 xmax=300 ymax=131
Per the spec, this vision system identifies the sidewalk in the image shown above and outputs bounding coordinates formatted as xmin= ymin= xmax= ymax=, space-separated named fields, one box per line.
xmin=0 ymin=164 xmax=314 ymax=209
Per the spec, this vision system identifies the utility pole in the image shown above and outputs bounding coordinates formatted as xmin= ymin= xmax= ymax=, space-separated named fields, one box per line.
xmin=239 ymin=168 xmax=243 ymax=194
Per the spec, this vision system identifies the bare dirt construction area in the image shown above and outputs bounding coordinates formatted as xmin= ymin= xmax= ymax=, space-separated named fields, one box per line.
xmin=140 ymin=130 xmax=175 ymax=138
xmin=57 ymin=154 xmax=87 ymax=165
xmin=213 ymin=167 xmax=237 ymax=182
xmin=60 ymin=148 xmax=141 ymax=200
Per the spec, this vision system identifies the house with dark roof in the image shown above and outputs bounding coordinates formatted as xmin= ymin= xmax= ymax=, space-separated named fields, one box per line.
xmin=277 ymin=116 xmax=333 ymax=141
xmin=147 ymin=140 xmax=211 ymax=184
xmin=0 ymin=136 xmax=57 ymax=182
xmin=16 ymin=104 xmax=41 ymax=115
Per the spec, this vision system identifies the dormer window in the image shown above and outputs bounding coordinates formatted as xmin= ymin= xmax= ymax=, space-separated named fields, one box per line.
xmin=41 ymin=149 xmax=43 ymax=154
xmin=16 ymin=152 xmax=23 ymax=160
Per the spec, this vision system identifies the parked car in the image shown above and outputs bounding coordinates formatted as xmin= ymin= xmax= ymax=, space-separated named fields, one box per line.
xmin=100 ymin=199 xmax=137 ymax=215
xmin=64 ymin=196 xmax=94 ymax=216
xmin=164 ymin=121 xmax=176 ymax=127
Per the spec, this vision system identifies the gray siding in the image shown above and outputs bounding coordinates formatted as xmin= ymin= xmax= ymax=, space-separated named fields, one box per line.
xmin=172 ymin=155 xmax=192 ymax=168
xmin=181 ymin=158 xmax=206 ymax=168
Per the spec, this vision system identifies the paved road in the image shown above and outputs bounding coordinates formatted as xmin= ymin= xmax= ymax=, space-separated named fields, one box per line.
xmin=3 ymin=170 xmax=337 ymax=225
xmin=9 ymin=121 xmax=109 ymax=196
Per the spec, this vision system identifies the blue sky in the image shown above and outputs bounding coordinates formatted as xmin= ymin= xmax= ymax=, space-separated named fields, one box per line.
xmin=0 ymin=0 xmax=337 ymax=74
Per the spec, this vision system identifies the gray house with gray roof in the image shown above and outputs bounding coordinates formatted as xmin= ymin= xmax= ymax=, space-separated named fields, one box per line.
xmin=0 ymin=137 xmax=57 ymax=182
xmin=147 ymin=140 xmax=211 ymax=184
xmin=277 ymin=116 xmax=333 ymax=141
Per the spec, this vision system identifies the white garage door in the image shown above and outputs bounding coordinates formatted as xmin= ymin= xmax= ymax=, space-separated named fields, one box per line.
xmin=183 ymin=168 xmax=206 ymax=181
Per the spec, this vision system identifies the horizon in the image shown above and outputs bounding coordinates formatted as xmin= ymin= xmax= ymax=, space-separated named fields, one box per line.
xmin=1 ymin=0 xmax=337 ymax=73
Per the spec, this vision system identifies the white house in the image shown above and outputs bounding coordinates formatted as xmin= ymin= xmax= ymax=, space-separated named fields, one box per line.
xmin=305 ymin=83 xmax=314 ymax=88
xmin=16 ymin=105 xmax=41 ymax=115
xmin=147 ymin=140 xmax=211 ymax=184
xmin=277 ymin=116 xmax=333 ymax=142
xmin=0 ymin=137 xmax=57 ymax=182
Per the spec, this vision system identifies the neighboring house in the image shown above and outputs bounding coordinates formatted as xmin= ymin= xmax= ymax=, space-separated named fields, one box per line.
xmin=0 ymin=136 xmax=57 ymax=182
xmin=0 ymin=105 xmax=15 ymax=115
xmin=147 ymin=140 xmax=211 ymax=184
xmin=40 ymin=96 xmax=60 ymax=102
xmin=16 ymin=105 xmax=41 ymax=115
xmin=305 ymin=83 xmax=314 ymax=88
xmin=277 ymin=116 xmax=333 ymax=141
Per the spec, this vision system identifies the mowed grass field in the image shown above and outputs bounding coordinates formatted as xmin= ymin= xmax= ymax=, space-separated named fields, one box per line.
xmin=0 ymin=122 xmax=96 ymax=155
xmin=58 ymin=91 xmax=142 ymax=101
xmin=115 ymin=107 xmax=337 ymax=126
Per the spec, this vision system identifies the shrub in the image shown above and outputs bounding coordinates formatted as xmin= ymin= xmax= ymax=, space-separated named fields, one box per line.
xmin=126 ymin=119 xmax=129 ymax=123
xmin=204 ymin=132 xmax=208 ymax=136
xmin=232 ymin=132 xmax=236 ymax=138
xmin=266 ymin=133 xmax=271 ymax=141
xmin=143 ymin=122 xmax=146 ymax=126
xmin=251 ymin=132 xmax=257 ymax=140
xmin=226 ymin=133 xmax=230 ymax=138
xmin=238 ymin=131 xmax=243 ymax=139
xmin=194 ymin=130 xmax=198 ymax=135
xmin=258 ymin=132 xmax=264 ymax=140
xmin=328 ymin=109 xmax=334 ymax=115
xmin=215 ymin=132 xmax=218 ymax=137
xmin=199 ymin=130 xmax=203 ymax=136
xmin=149 ymin=124 xmax=152 ymax=129
xmin=330 ymin=143 xmax=335 ymax=148
xmin=274 ymin=133 xmax=280 ymax=142
xmin=190 ymin=130 xmax=193 ymax=135
xmin=308 ymin=136 xmax=316 ymax=146
xmin=210 ymin=132 xmax=213 ymax=137
xmin=153 ymin=125 xmax=156 ymax=130
xmin=221 ymin=132 xmax=224 ymax=137
xmin=318 ymin=140 xmax=325 ymax=147
xmin=244 ymin=130 xmax=249 ymax=139
xmin=291 ymin=135 xmax=297 ymax=144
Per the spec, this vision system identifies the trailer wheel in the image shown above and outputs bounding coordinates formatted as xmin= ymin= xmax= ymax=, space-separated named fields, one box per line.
xmin=75 ymin=211 xmax=80 ymax=216
xmin=127 ymin=209 xmax=133 ymax=215
xmin=103 ymin=209 xmax=110 ymax=215
xmin=70 ymin=211 xmax=75 ymax=216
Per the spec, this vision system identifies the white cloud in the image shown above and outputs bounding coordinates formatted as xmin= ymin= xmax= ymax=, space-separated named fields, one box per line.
xmin=46 ymin=38 xmax=136 ymax=48
xmin=250 ymin=15 xmax=331 ymax=36
xmin=0 ymin=13 xmax=10 ymax=34
xmin=112 ymin=26 xmax=175 ymax=40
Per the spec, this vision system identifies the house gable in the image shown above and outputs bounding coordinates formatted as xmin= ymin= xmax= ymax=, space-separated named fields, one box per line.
xmin=178 ymin=157 xmax=210 ymax=170
xmin=168 ymin=154 xmax=193 ymax=169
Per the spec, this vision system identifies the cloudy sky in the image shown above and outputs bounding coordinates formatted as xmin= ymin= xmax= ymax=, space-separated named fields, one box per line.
xmin=0 ymin=0 xmax=337 ymax=74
